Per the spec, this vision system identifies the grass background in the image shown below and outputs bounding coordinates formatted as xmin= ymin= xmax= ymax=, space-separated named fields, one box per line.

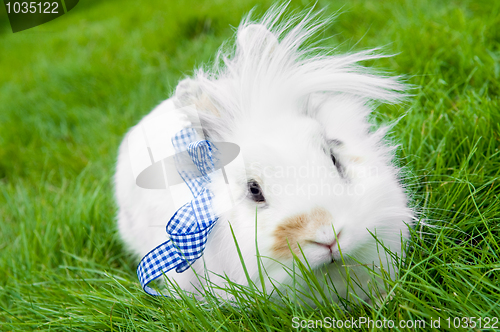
xmin=0 ymin=0 xmax=499 ymax=330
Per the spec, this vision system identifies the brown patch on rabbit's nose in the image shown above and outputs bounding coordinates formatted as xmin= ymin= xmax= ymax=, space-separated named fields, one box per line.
xmin=272 ymin=207 xmax=333 ymax=259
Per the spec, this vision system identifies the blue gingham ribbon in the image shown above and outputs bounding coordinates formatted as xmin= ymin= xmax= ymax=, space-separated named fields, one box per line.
xmin=137 ymin=128 xmax=219 ymax=295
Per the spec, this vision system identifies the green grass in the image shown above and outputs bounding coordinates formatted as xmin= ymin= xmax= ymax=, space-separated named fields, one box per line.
xmin=1 ymin=0 xmax=499 ymax=330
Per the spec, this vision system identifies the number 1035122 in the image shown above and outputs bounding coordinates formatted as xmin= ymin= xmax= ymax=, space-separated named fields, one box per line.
xmin=5 ymin=2 xmax=59 ymax=14
xmin=446 ymin=316 xmax=498 ymax=329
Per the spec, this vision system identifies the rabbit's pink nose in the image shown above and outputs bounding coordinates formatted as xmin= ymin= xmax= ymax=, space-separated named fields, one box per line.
xmin=312 ymin=231 xmax=342 ymax=252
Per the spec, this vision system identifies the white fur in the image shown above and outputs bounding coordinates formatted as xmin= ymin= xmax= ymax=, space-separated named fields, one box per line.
xmin=115 ymin=5 xmax=414 ymax=306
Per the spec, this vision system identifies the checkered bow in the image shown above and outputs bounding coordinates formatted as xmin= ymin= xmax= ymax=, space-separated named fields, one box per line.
xmin=137 ymin=128 xmax=219 ymax=296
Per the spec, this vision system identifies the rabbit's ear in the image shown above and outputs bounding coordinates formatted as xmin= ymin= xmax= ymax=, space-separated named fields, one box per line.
xmin=236 ymin=24 xmax=278 ymax=56
xmin=301 ymin=93 xmax=329 ymax=118
xmin=175 ymin=78 xmax=220 ymax=117
xmin=174 ymin=78 xmax=225 ymax=140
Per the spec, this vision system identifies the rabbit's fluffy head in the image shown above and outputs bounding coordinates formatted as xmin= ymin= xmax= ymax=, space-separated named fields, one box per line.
xmin=174 ymin=7 xmax=413 ymax=275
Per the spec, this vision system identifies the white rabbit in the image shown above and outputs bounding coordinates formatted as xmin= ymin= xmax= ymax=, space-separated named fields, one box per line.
xmin=114 ymin=5 xmax=414 ymax=306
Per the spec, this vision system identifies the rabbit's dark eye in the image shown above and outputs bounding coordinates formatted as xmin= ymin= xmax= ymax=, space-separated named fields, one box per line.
xmin=331 ymin=154 xmax=337 ymax=166
xmin=248 ymin=181 xmax=266 ymax=203
xmin=331 ymin=153 xmax=345 ymax=178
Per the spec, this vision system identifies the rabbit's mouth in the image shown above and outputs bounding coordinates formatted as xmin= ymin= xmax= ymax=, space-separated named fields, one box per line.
xmin=308 ymin=230 xmax=342 ymax=255
xmin=307 ymin=230 xmax=343 ymax=265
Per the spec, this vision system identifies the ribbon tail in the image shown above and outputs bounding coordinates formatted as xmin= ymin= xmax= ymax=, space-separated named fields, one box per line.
xmin=136 ymin=239 xmax=184 ymax=296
